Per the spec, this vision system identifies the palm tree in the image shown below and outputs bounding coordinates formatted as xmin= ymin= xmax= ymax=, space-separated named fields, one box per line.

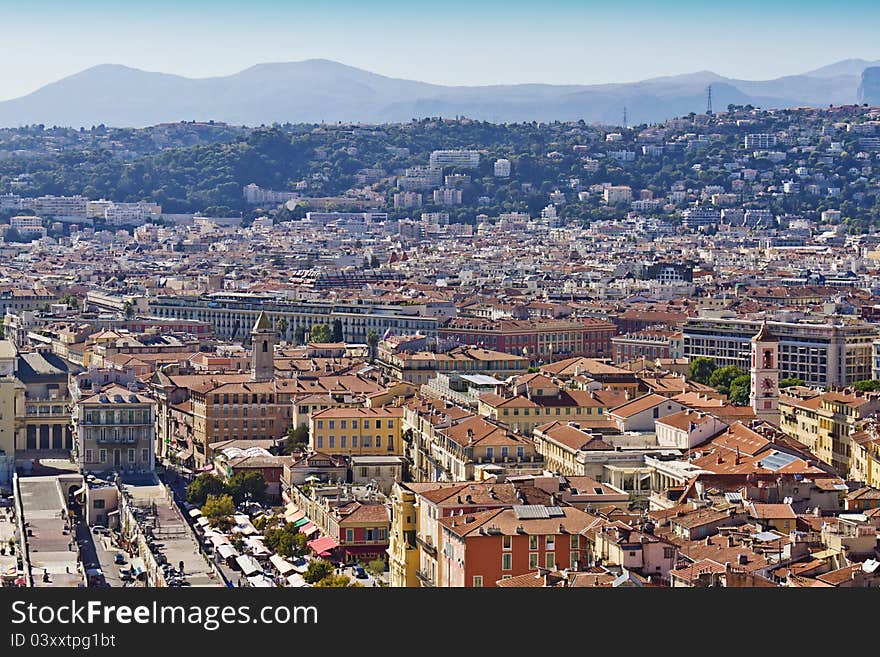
xmin=276 ymin=317 xmax=288 ymax=340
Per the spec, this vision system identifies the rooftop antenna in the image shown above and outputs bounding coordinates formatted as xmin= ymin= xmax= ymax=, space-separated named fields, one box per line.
xmin=622 ymin=106 xmax=628 ymax=128
xmin=706 ymin=85 xmax=713 ymax=116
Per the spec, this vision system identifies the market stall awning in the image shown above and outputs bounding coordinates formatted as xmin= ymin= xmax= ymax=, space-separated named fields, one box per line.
xmin=269 ymin=554 xmax=295 ymax=576
xmin=293 ymin=518 xmax=310 ymax=528
xmin=300 ymin=523 xmax=319 ymax=537
xmin=307 ymin=536 xmax=339 ymax=555
xmin=285 ymin=510 xmax=306 ymax=524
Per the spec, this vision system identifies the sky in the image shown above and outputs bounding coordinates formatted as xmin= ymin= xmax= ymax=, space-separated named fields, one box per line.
xmin=2 ymin=0 xmax=880 ymax=101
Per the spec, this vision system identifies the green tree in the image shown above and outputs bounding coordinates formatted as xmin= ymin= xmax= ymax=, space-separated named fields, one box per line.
xmin=284 ymin=424 xmax=310 ymax=454
xmin=276 ymin=317 xmax=288 ymax=339
xmin=315 ymin=574 xmax=362 ymax=587
xmin=201 ymin=494 xmax=235 ymax=531
xmin=293 ymin=325 xmax=307 ymax=345
xmin=779 ymin=377 xmax=805 ymax=388
xmin=304 ymin=559 xmax=334 ymax=584
xmin=331 ymin=319 xmax=344 ymax=343
xmin=366 ymin=557 xmax=386 ymax=578
xmin=310 ymin=324 xmax=332 ymax=343
xmin=853 ymin=379 xmax=880 ymax=392
xmin=708 ymin=365 xmax=745 ymax=396
xmin=187 ymin=473 xmax=226 ymax=506
xmin=227 ymin=471 xmax=267 ymax=504
xmin=264 ymin=524 xmax=307 ymax=559
xmin=728 ymin=374 xmax=751 ymax=405
xmin=688 ymin=357 xmax=717 ymax=384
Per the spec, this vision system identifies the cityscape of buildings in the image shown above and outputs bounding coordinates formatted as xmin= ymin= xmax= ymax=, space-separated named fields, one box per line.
xmin=3 ymin=103 xmax=880 ymax=590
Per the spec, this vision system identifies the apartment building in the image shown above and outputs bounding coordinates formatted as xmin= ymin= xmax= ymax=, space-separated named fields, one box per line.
xmin=438 ymin=505 xmax=594 ymax=587
xmin=149 ymin=292 xmax=438 ymax=343
xmin=309 ymin=407 xmax=404 ymax=457
xmin=376 ymin=345 xmax=528 ymax=384
xmin=779 ymin=389 xmax=880 ymax=475
xmin=439 ymin=318 xmax=616 ymax=362
xmin=429 ymin=150 xmax=481 ymax=169
xmin=73 ymin=384 xmax=156 ymax=473
xmin=612 ymin=329 xmax=683 ymax=364
xmin=683 ymin=315 xmax=877 ymax=387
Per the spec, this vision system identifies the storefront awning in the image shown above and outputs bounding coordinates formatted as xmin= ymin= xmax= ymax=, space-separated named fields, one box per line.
xmin=307 ymin=536 xmax=339 ymax=555
xmin=293 ymin=518 xmax=310 ymax=528
xmin=285 ymin=510 xmax=306 ymax=524
xmin=300 ymin=523 xmax=319 ymax=537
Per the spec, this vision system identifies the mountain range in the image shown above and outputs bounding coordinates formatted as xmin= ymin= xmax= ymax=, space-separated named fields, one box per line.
xmin=1 ymin=58 xmax=879 ymax=128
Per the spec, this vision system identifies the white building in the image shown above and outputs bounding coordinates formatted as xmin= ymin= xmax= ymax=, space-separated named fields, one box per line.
xmin=494 ymin=159 xmax=511 ymax=177
xmin=603 ymin=186 xmax=633 ymax=205
xmin=429 ymin=150 xmax=480 ymax=169
xmin=433 ymin=188 xmax=463 ymax=206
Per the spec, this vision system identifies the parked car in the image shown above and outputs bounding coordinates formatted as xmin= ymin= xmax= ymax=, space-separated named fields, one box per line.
xmin=92 ymin=525 xmax=108 ymax=535
xmin=114 ymin=553 xmax=126 ymax=565
xmin=353 ymin=566 xmax=368 ymax=579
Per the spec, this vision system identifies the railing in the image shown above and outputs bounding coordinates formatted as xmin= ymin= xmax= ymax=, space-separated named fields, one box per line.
xmin=415 ymin=535 xmax=437 ymax=556
xmin=415 ymin=569 xmax=435 ymax=586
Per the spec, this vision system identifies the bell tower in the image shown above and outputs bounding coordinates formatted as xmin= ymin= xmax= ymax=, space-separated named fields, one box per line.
xmin=251 ymin=311 xmax=275 ymax=382
xmin=750 ymin=321 xmax=779 ymax=425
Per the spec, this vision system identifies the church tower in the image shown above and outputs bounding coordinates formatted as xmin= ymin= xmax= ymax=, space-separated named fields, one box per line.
xmin=750 ymin=321 xmax=780 ymax=425
xmin=251 ymin=311 xmax=275 ymax=382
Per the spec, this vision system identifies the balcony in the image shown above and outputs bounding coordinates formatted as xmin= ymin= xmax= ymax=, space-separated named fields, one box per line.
xmin=415 ymin=569 xmax=435 ymax=587
xmin=416 ymin=535 xmax=437 ymax=557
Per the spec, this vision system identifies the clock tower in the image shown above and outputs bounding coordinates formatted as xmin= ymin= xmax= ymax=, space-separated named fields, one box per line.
xmin=749 ymin=321 xmax=780 ymax=425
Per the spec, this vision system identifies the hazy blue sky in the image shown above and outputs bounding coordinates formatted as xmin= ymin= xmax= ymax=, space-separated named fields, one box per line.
xmin=2 ymin=0 xmax=879 ymax=100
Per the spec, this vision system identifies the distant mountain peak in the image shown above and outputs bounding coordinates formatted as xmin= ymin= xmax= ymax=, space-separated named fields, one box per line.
xmin=0 ymin=57 xmax=869 ymax=128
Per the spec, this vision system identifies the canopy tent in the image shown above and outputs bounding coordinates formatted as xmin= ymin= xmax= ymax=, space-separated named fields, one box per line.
xmin=307 ymin=536 xmax=339 ymax=556
xmin=269 ymin=554 xmax=296 ymax=576
xmin=247 ymin=575 xmax=274 ymax=588
xmin=235 ymin=555 xmax=262 ymax=577
xmin=216 ymin=544 xmax=239 ymax=560
xmin=188 ymin=508 xmax=203 ymax=518
xmin=286 ymin=573 xmax=308 ymax=588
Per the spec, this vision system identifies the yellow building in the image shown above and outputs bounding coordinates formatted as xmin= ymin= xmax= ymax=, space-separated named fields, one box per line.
xmin=309 ymin=406 xmax=404 ymax=456
xmin=850 ymin=426 xmax=880 ymax=487
xmin=478 ymin=388 xmax=626 ymax=436
xmin=780 ymin=390 xmax=880 ymax=474
xmin=388 ymin=482 xmax=420 ymax=588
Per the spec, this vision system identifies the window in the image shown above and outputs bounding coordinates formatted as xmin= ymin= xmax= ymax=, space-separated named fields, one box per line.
xmin=352 ymin=436 xmax=358 ymax=447
xmin=502 ymin=535 xmax=512 ymax=550
xmin=128 ymin=449 xmax=135 ymax=463
xmin=529 ymin=553 xmax=539 ymax=569
xmin=472 ymin=576 xmax=483 ymax=587
xmin=486 ymin=447 xmax=494 ymax=459
xmin=346 ymin=529 xmax=354 ymax=542
xmin=99 ymin=449 xmax=106 ymax=463
xmin=663 ymin=547 xmax=675 ymax=559
xmin=529 ymin=535 xmax=538 ymax=550
xmin=517 ymin=447 xmax=524 ymax=458
xmin=93 ymin=499 xmax=105 ymax=509
xmin=570 ymin=535 xmax=579 ymax=549
xmin=85 ymin=449 xmax=93 ymax=463
xmin=545 ymin=535 xmax=554 ymax=549
xmin=501 ymin=553 xmax=512 ymax=571
xmin=376 ymin=436 xmax=382 ymax=448
xmin=545 ymin=552 xmax=555 ymax=569
xmin=317 ymin=420 xmax=324 ymax=429
xmin=316 ymin=437 xmax=323 ymax=448
xmin=142 ymin=449 xmax=149 ymax=463
xmin=501 ymin=447 xmax=509 ymax=458
xmin=329 ymin=436 xmax=335 ymax=449
xmin=570 ymin=552 xmax=579 ymax=567
xmin=340 ymin=436 xmax=347 ymax=448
